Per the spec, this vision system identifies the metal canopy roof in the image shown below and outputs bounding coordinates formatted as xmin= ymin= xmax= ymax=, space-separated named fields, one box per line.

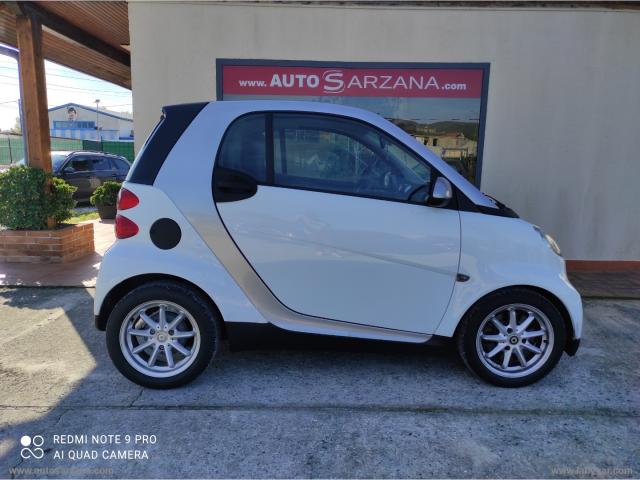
xmin=0 ymin=1 xmax=130 ymax=88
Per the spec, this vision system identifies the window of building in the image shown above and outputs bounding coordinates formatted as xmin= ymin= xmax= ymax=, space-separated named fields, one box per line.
xmin=219 ymin=60 xmax=489 ymax=186
xmin=216 ymin=113 xmax=267 ymax=182
xmin=53 ymin=120 xmax=95 ymax=129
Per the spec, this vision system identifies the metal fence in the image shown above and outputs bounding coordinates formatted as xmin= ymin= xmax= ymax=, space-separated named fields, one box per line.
xmin=0 ymin=134 xmax=135 ymax=165
xmin=83 ymin=140 xmax=135 ymax=162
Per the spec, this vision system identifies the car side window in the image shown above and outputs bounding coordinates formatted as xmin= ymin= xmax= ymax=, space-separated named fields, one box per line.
xmin=91 ymin=157 xmax=112 ymax=171
xmin=69 ymin=157 xmax=91 ymax=172
xmin=272 ymin=113 xmax=432 ymax=202
xmin=217 ymin=113 xmax=267 ymax=182
xmin=112 ymin=158 xmax=130 ymax=171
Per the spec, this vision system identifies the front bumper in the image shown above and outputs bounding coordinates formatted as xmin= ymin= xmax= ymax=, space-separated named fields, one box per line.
xmin=566 ymin=337 xmax=581 ymax=356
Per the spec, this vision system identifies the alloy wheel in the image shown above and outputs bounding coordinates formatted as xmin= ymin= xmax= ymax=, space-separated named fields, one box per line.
xmin=119 ymin=300 xmax=201 ymax=378
xmin=475 ymin=303 xmax=554 ymax=378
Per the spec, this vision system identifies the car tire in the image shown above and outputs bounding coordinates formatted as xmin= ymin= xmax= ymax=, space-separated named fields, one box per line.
xmin=106 ymin=280 xmax=220 ymax=389
xmin=456 ymin=288 xmax=566 ymax=387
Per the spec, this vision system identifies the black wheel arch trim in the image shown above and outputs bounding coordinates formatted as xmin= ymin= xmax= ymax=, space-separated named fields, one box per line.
xmin=453 ymin=284 xmax=578 ymax=355
xmin=96 ymin=273 xmax=226 ymax=338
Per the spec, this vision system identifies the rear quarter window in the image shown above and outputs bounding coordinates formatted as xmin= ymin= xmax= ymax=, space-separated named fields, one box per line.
xmin=216 ymin=113 xmax=267 ymax=182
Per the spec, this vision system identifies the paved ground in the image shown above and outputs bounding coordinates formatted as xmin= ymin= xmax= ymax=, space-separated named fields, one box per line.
xmin=0 ymin=220 xmax=113 ymax=288
xmin=568 ymin=270 xmax=640 ymax=299
xmin=0 ymin=287 xmax=638 ymax=478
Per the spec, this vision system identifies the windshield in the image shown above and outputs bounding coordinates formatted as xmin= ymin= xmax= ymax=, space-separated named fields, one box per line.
xmin=51 ymin=154 xmax=68 ymax=171
xmin=15 ymin=153 xmax=69 ymax=171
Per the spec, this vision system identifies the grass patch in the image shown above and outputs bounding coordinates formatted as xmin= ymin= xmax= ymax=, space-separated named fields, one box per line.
xmin=66 ymin=211 xmax=99 ymax=224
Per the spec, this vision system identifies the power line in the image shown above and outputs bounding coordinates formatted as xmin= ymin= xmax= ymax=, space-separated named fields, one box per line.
xmin=0 ymin=76 xmax=131 ymax=96
xmin=101 ymin=103 xmax=133 ymax=108
xmin=0 ymin=64 xmax=128 ymax=86
xmin=0 ymin=98 xmax=132 ymax=108
xmin=0 ymin=58 xmax=130 ymax=90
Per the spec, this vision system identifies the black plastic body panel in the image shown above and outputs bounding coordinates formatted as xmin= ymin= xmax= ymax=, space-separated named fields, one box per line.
xmin=456 ymin=188 xmax=519 ymax=218
xmin=213 ymin=167 xmax=258 ymax=202
xmin=565 ymin=338 xmax=581 ymax=356
xmin=128 ymin=102 xmax=207 ymax=185
xmin=226 ymin=322 xmax=450 ymax=352
xmin=150 ymin=218 xmax=182 ymax=250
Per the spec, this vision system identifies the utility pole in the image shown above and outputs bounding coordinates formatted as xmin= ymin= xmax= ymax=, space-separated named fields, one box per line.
xmin=95 ymin=98 xmax=100 ymax=141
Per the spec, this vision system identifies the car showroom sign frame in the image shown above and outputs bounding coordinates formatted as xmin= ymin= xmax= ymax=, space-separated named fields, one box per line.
xmin=216 ymin=59 xmax=490 ymax=186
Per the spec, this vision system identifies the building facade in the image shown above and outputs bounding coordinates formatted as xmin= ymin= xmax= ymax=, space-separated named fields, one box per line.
xmin=128 ymin=2 xmax=640 ymax=262
xmin=48 ymin=103 xmax=133 ymax=141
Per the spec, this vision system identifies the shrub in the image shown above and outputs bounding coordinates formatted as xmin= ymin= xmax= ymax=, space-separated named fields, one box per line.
xmin=90 ymin=181 xmax=121 ymax=206
xmin=0 ymin=165 xmax=76 ymax=230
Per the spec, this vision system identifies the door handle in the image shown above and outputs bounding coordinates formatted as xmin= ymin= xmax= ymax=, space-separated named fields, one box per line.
xmin=213 ymin=167 xmax=258 ymax=202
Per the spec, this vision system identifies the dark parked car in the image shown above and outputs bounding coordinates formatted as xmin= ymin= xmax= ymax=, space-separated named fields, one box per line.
xmin=17 ymin=151 xmax=130 ymax=202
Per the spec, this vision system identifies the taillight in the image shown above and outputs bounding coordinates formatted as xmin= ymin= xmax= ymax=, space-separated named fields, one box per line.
xmin=115 ymin=214 xmax=139 ymax=239
xmin=117 ymin=188 xmax=139 ymax=211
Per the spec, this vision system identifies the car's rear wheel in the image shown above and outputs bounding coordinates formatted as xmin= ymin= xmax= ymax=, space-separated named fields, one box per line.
xmin=106 ymin=281 xmax=219 ymax=389
xmin=456 ymin=288 xmax=566 ymax=387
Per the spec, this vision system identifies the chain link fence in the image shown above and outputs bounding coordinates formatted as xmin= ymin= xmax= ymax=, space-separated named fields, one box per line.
xmin=0 ymin=134 xmax=134 ymax=165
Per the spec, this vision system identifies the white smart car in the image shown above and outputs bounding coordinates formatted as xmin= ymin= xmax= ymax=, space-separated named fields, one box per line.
xmin=95 ymin=100 xmax=582 ymax=389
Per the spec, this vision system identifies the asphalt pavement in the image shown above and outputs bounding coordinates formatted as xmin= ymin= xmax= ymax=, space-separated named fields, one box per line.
xmin=0 ymin=287 xmax=638 ymax=478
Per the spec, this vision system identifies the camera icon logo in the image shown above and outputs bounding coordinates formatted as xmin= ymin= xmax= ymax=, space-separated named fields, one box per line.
xmin=20 ymin=435 xmax=45 ymax=459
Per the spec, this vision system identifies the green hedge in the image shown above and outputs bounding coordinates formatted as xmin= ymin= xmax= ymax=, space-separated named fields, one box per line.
xmin=90 ymin=180 xmax=121 ymax=206
xmin=0 ymin=165 xmax=76 ymax=230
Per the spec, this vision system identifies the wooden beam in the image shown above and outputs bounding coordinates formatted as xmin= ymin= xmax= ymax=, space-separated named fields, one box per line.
xmin=18 ymin=2 xmax=130 ymax=67
xmin=15 ymin=13 xmax=51 ymax=173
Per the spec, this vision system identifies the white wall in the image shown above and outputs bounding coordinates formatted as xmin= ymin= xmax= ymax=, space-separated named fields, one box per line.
xmin=129 ymin=3 xmax=640 ymax=260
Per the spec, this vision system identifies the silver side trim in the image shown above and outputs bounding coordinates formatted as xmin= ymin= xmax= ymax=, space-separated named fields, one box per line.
xmin=195 ymin=201 xmax=430 ymax=344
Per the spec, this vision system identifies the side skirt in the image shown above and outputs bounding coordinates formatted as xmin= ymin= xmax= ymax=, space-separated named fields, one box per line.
xmin=226 ymin=322 xmax=452 ymax=353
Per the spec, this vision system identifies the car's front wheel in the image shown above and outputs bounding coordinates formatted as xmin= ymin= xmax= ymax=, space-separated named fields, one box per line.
xmin=106 ymin=281 xmax=219 ymax=389
xmin=456 ymin=288 xmax=566 ymax=387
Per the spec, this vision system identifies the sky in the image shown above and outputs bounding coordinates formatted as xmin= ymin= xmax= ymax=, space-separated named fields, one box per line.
xmin=0 ymin=44 xmax=132 ymax=131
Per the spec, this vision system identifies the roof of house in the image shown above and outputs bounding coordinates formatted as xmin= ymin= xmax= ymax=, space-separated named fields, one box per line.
xmin=48 ymin=103 xmax=133 ymax=122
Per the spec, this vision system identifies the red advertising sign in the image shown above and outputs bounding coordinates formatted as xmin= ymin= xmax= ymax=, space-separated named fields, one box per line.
xmin=218 ymin=60 xmax=489 ymax=186
xmin=222 ymin=65 xmax=483 ymax=98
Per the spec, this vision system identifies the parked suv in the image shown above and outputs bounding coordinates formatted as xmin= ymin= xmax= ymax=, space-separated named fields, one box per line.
xmin=18 ymin=151 xmax=130 ymax=201
xmin=95 ymin=101 xmax=582 ymax=389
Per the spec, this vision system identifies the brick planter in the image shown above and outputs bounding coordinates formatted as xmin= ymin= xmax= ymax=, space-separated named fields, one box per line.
xmin=0 ymin=222 xmax=95 ymax=263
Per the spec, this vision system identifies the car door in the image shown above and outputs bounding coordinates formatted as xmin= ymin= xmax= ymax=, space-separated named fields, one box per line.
xmin=61 ymin=156 xmax=92 ymax=199
xmin=215 ymin=112 xmax=461 ymax=334
xmin=110 ymin=157 xmax=130 ymax=181
xmin=90 ymin=156 xmax=118 ymax=188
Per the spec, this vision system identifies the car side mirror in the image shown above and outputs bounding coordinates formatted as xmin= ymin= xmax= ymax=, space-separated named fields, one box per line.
xmin=63 ymin=166 xmax=75 ymax=174
xmin=428 ymin=177 xmax=453 ymax=207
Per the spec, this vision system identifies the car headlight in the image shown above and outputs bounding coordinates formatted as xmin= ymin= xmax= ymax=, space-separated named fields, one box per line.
xmin=533 ymin=226 xmax=562 ymax=257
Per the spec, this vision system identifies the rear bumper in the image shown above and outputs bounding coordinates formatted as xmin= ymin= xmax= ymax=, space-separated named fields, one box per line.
xmin=566 ymin=338 xmax=581 ymax=356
